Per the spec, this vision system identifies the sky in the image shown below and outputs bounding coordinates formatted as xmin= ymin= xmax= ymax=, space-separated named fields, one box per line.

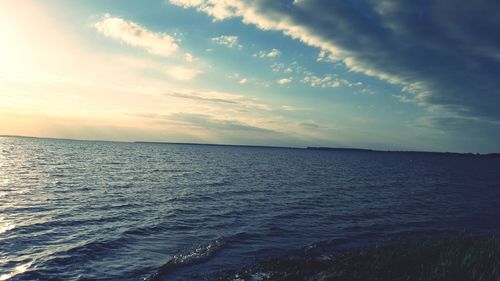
xmin=1 ymin=0 xmax=499 ymax=153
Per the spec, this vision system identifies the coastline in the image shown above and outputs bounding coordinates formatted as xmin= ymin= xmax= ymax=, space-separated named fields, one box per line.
xmin=212 ymin=234 xmax=500 ymax=281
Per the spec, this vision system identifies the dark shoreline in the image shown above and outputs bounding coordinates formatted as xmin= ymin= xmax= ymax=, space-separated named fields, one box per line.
xmin=213 ymin=234 xmax=500 ymax=281
xmin=306 ymin=146 xmax=500 ymax=157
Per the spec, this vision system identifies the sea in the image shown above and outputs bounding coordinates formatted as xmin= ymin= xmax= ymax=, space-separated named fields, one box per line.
xmin=1 ymin=136 xmax=500 ymax=280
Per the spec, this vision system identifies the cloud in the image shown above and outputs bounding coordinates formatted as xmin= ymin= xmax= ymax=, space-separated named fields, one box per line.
xmin=280 ymin=105 xmax=311 ymax=112
xmin=257 ymin=48 xmax=281 ymax=58
xmin=302 ymin=74 xmax=351 ymax=88
xmin=277 ymin=78 xmax=292 ymax=85
xmin=167 ymin=92 xmax=237 ymax=104
xmin=94 ymin=14 xmax=178 ymax=57
xmin=134 ymin=111 xmax=318 ymax=147
xmin=164 ymin=65 xmax=202 ymax=81
xmin=358 ymin=88 xmax=375 ymax=96
xmin=271 ymin=62 xmax=297 ymax=74
xmin=281 ymin=105 xmax=299 ymax=111
xmin=393 ymin=94 xmax=414 ymax=104
xmin=169 ymin=0 xmax=205 ymax=8
xmin=316 ymin=49 xmax=335 ymax=63
xmin=184 ymin=53 xmax=194 ymax=62
xmin=266 ymin=48 xmax=281 ymax=57
xmin=211 ymin=35 xmax=242 ymax=48
xmin=300 ymin=121 xmax=321 ymax=129
xmin=167 ymin=91 xmax=238 ymax=103
xmin=170 ymin=0 xmax=237 ymax=21
xmin=164 ymin=89 xmax=272 ymax=110
xmin=167 ymin=113 xmax=274 ymax=133
xmin=239 ymin=78 xmax=248 ymax=84
xmin=169 ymin=0 xmax=500 ymax=129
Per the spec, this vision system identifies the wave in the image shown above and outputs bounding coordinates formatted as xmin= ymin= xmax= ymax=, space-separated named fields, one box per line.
xmin=146 ymin=237 xmax=228 ymax=281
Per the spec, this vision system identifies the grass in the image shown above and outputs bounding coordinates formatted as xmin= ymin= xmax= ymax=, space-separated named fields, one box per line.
xmin=215 ymin=234 xmax=500 ymax=281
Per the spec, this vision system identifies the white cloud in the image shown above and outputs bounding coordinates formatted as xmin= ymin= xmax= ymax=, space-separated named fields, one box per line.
xmin=257 ymin=48 xmax=281 ymax=58
xmin=281 ymin=105 xmax=299 ymax=111
xmin=393 ymin=94 xmax=415 ymax=103
xmin=302 ymin=75 xmax=351 ymax=88
xmin=271 ymin=63 xmax=285 ymax=72
xmin=239 ymin=78 xmax=248 ymax=84
xmin=164 ymin=65 xmax=202 ymax=81
xmin=271 ymin=63 xmax=301 ymax=75
xmin=211 ymin=35 xmax=242 ymax=48
xmin=316 ymin=49 xmax=336 ymax=63
xmin=170 ymin=0 xmax=238 ymax=21
xmin=164 ymin=89 xmax=272 ymax=111
xmin=169 ymin=0 xmax=205 ymax=8
xmin=267 ymin=48 xmax=281 ymax=57
xmin=94 ymin=14 xmax=178 ymax=57
xmin=184 ymin=52 xmax=194 ymax=62
xmin=226 ymin=73 xmax=239 ymax=79
xmin=277 ymin=78 xmax=292 ymax=85
xmin=359 ymin=88 xmax=375 ymax=96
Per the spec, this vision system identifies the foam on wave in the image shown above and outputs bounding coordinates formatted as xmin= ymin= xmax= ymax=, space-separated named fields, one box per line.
xmin=147 ymin=237 xmax=228 ymax=280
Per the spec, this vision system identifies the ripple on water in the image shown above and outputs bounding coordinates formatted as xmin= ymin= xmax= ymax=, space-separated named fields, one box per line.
xmin=1 ymin=137 xmax=500 ymax=281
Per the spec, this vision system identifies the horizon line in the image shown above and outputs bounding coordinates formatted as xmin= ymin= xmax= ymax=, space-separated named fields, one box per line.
xmin=1 ymin=134 xmax=499 ymax=156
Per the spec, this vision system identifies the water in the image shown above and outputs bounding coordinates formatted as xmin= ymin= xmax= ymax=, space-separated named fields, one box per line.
xmin=1 ymin=136 xmax=499 ymax=280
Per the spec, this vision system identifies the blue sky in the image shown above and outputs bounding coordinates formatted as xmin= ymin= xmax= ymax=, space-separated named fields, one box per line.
xmin=1 ymin=0 xmax=499 ymax=152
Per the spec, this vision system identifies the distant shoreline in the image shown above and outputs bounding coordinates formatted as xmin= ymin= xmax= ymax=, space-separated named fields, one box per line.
xmin=1 ymin=134 xmax=499 ymax=156
xmin=305 ymin=146 xmax=500 ymax=157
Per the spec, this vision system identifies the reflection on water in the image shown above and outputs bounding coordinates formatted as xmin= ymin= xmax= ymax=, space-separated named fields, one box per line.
xmin=0 ymin=219 xmax=15 ymax=235
xmin=0 ymin=262 xmax=31 ymax=281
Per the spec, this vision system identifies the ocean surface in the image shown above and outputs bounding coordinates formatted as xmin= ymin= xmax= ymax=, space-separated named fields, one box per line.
xmin=1 ymin=136 xmax=500 ymax=280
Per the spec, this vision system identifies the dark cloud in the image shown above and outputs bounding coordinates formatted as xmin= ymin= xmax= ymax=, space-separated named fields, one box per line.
xmin=287 ymin=0 xmax=500 ymax=120
xmin=300 ymin=122 xmax=321 ymax=129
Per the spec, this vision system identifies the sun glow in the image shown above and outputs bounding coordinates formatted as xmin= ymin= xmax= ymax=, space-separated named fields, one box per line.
xmin=0 ymin=1 xmax=79 ymax=88
xmin=0 ymin=3 xmax=29 ymax=80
